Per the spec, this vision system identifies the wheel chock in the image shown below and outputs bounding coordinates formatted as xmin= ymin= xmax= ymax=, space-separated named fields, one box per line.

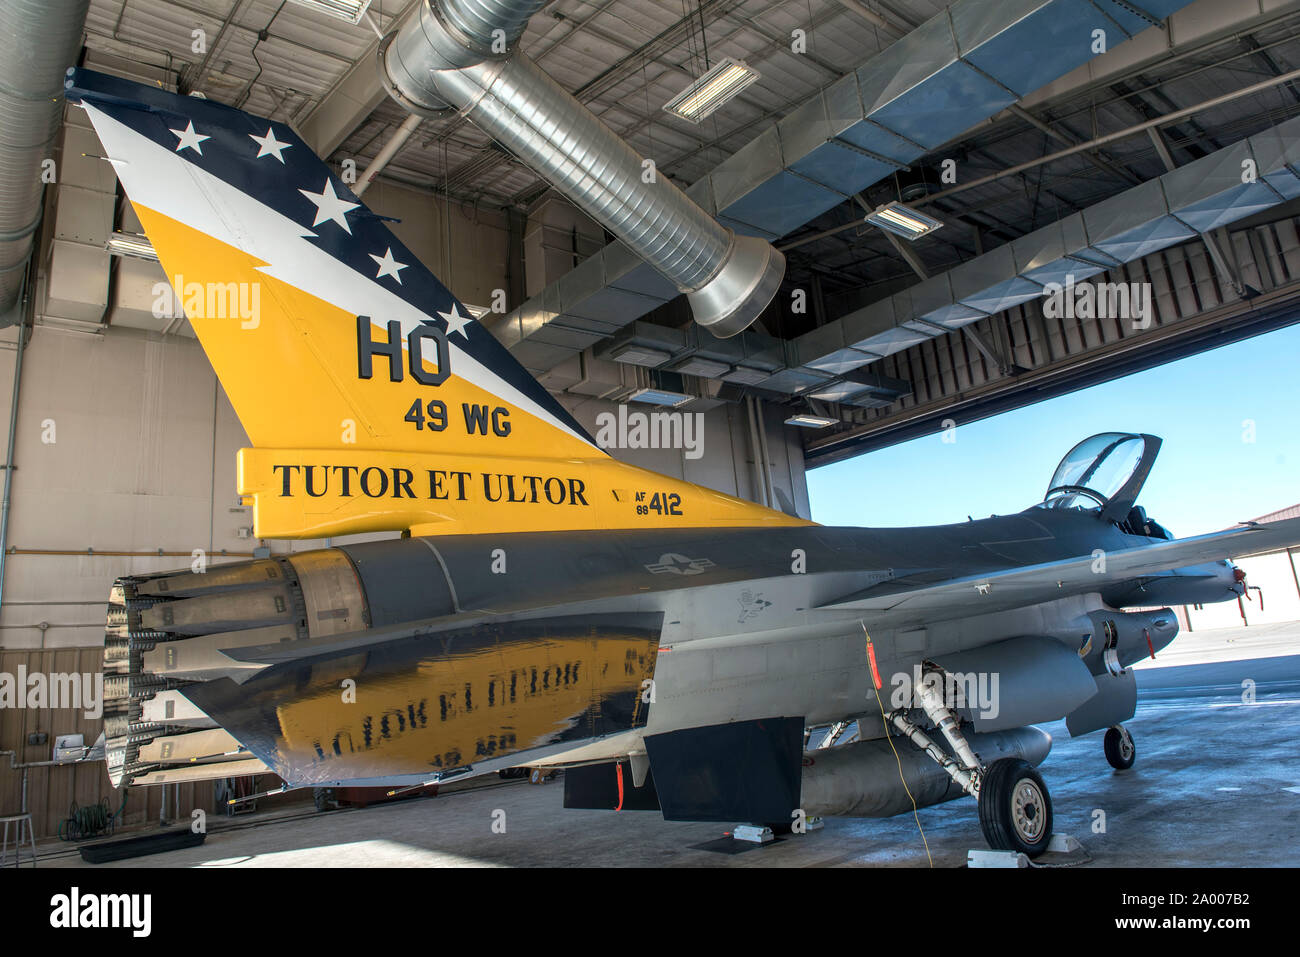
xmin=967 ymin=849 xmax=1029 ymax=868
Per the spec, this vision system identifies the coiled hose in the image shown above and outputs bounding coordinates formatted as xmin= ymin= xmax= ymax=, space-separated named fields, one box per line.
xmin=58 ymin=789 xmax=128 ymax=841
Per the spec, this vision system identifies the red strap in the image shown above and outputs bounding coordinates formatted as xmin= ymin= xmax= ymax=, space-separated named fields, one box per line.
xmin=866 ymin=638 xmax=883 ymax=690
xmin=615 ymin=761 xmax=624 ymax=811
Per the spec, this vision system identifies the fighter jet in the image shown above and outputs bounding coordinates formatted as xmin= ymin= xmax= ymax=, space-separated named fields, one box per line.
xmin=71 ymin=70 xmax=1300 ymax=858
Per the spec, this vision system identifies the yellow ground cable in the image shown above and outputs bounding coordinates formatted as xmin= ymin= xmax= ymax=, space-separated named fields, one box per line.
xmin=862 ymin=622 xmax=933 ymax=868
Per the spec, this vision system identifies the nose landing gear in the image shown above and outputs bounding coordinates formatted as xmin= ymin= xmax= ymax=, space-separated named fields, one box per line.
xmin=1104 ymin=724 xmax=1136 ymax=770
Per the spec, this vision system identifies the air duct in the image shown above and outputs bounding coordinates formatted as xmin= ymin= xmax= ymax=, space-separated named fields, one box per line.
xmin=379 ymin=0 xmax=784 ymax=337
xmin=493 ymin=0 xmax=1221 ymax=368
xmin=0 ymin=0 xmax=92 ymax=321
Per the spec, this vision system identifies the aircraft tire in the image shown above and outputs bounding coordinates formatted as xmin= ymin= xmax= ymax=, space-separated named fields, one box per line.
xmin=978 ymin=758 xmax=1053 ymax=858
xmin=1104 ymin=726 xmax=1136 ymax=770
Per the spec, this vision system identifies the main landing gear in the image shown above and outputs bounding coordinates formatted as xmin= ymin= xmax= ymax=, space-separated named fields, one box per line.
xmin=1104 ymin=724 xmax=1136 ymax=770
xmin=889 ymin=668 xmax=1054 ymax=858
xmin=978 ymin=759 xmax=1052 ymax=857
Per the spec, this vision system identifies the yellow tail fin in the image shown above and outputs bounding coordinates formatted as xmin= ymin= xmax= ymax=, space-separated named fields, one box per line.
xmin=69 ymin=70 xmax=807 ymax=537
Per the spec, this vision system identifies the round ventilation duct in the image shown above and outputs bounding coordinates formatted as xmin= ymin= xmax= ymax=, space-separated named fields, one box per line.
xmin=379 ymin=0 xmax=784 ymax=337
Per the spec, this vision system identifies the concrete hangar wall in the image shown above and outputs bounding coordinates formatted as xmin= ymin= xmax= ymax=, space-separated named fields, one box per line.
xmin=0 ymin=107 xmax=808 ymax=837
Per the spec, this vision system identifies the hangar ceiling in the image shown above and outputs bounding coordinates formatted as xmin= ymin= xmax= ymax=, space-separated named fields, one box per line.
xmin=81 ymin=0 xmax=932 ymax=203
xmin=57 ymin=0 xmax=1300 ymax=459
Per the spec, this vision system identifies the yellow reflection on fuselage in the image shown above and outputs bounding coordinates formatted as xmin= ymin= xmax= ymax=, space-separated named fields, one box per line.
xmin=272 ymin=633 xmax=657 ymax=781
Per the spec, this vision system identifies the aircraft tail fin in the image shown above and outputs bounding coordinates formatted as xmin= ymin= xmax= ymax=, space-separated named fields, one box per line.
xmin=67 ymin=69 xmax=807 ymax=538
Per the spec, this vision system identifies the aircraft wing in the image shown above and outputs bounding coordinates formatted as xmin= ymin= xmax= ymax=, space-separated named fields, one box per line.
xmin=820 ymin=516 xmax=1300 ymax=627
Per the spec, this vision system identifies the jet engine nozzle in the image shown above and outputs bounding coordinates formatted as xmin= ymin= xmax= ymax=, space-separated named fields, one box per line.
xmin=101 ymin=550 xmax=372 ymax=788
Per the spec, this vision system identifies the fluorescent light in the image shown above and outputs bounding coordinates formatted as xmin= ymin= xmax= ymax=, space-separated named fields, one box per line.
xmin=785 ymin=414 xmax=838 ymax=429
xmin=670 ymin=356 xmax=730 ymax=378
xmin=628 ymin=387 xmax=693 ymax=407
xmin=610 ymin=343 xmax=672 ymax=367
xmin=865 ymin=201 xmax=944 ymax=241
xmin=664 ymin=57 xmax=760 ymax=123
xmin=105 ymin=231 xmax=159 ymax=262
xmin=285 ymin=0 xmax=372 ymax=24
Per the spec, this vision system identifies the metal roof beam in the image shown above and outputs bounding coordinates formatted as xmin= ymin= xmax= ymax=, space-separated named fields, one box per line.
xmin=915 ymin=65 xmax=1300 ymax=209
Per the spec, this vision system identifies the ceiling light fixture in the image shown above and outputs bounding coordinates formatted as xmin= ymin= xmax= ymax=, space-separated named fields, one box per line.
xmin=628 ymin=387 xmax=693 ymax=407
xmin=105 ymin=231 xmax=159 ymax=262
xmin=784 ymin=413 xmax=838 ymax=429
xmin=664 ymin=57 xmax=760 ymax=123
xmin=285 ymin=0 xmax=373 ymax=25
xmin=865 ymin=201 xmax=944 ymax=241
xmin=609 ymin=343 xmax=672 ymax=367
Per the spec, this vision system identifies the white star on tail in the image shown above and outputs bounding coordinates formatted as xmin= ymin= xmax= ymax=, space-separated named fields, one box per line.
xmin=438 ymin=304 xmax=474 ymax=339
xmin=298 ymin=179 xmax=359 ymax=233
xmin=170 ymin=120 xmax=209 ymax=154
xmin=369 ymin=247 xmax=408 ymax=283
xmin=249 ymin=126 xmax=291 ymax=162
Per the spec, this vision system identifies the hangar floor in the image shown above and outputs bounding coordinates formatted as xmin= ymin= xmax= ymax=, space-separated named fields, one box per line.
xmin=36 ymin=622 xmax=1300 ymax=868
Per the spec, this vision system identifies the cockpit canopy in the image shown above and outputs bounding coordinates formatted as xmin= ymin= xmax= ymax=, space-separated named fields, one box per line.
xmin=1039 ymin=432 xmax=1162 ymax=523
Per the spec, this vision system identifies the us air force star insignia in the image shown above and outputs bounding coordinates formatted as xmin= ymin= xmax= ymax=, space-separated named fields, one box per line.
xmin=370 ymin=247 xmax=408 ymax=283
xmin=170 ymin=120 xmax=209 ymax=154
xmin=644 ymin=553 xmax=715 ymax=575
xmin=438 ymin=304 xmax=473 ymax=339
xmin=737 ymin=589 xmax=772 ymax=623
xmin=299 ymin=179 xmax=359 ymax=233
xmin=249 ymin=126 xmax=291 ymax=162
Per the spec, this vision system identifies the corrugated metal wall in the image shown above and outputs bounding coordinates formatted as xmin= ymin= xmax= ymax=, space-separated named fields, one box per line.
xmin=0 ymin=646 xmax=217 ymax=838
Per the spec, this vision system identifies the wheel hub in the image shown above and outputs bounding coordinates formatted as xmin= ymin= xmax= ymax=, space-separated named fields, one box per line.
xmin=1012 ymin=780 xmax=1046 ymax=842
xmin=1119 ymin=732 xmax=1134 ymax=761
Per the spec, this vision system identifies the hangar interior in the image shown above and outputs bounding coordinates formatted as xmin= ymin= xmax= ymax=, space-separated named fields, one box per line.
xmin=2 ymin=0 xmax=1300 ymax=843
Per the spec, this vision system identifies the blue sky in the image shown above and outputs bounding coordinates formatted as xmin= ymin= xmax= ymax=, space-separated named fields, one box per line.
xmin=806 ymin=323 xmax=1300 ymax=535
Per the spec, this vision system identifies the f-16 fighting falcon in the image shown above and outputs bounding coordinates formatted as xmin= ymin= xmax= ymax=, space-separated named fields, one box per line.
xmin=69 ymin=68 xmax=1300 ymax=858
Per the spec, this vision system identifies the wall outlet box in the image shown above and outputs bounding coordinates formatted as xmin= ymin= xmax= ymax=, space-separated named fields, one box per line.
xmin=53 ymin=733 xmax=85 ymax=763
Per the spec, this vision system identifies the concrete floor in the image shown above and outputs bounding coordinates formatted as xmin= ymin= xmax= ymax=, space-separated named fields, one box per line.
xmin=36 ymin=623 xmax=1300 ymax=868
